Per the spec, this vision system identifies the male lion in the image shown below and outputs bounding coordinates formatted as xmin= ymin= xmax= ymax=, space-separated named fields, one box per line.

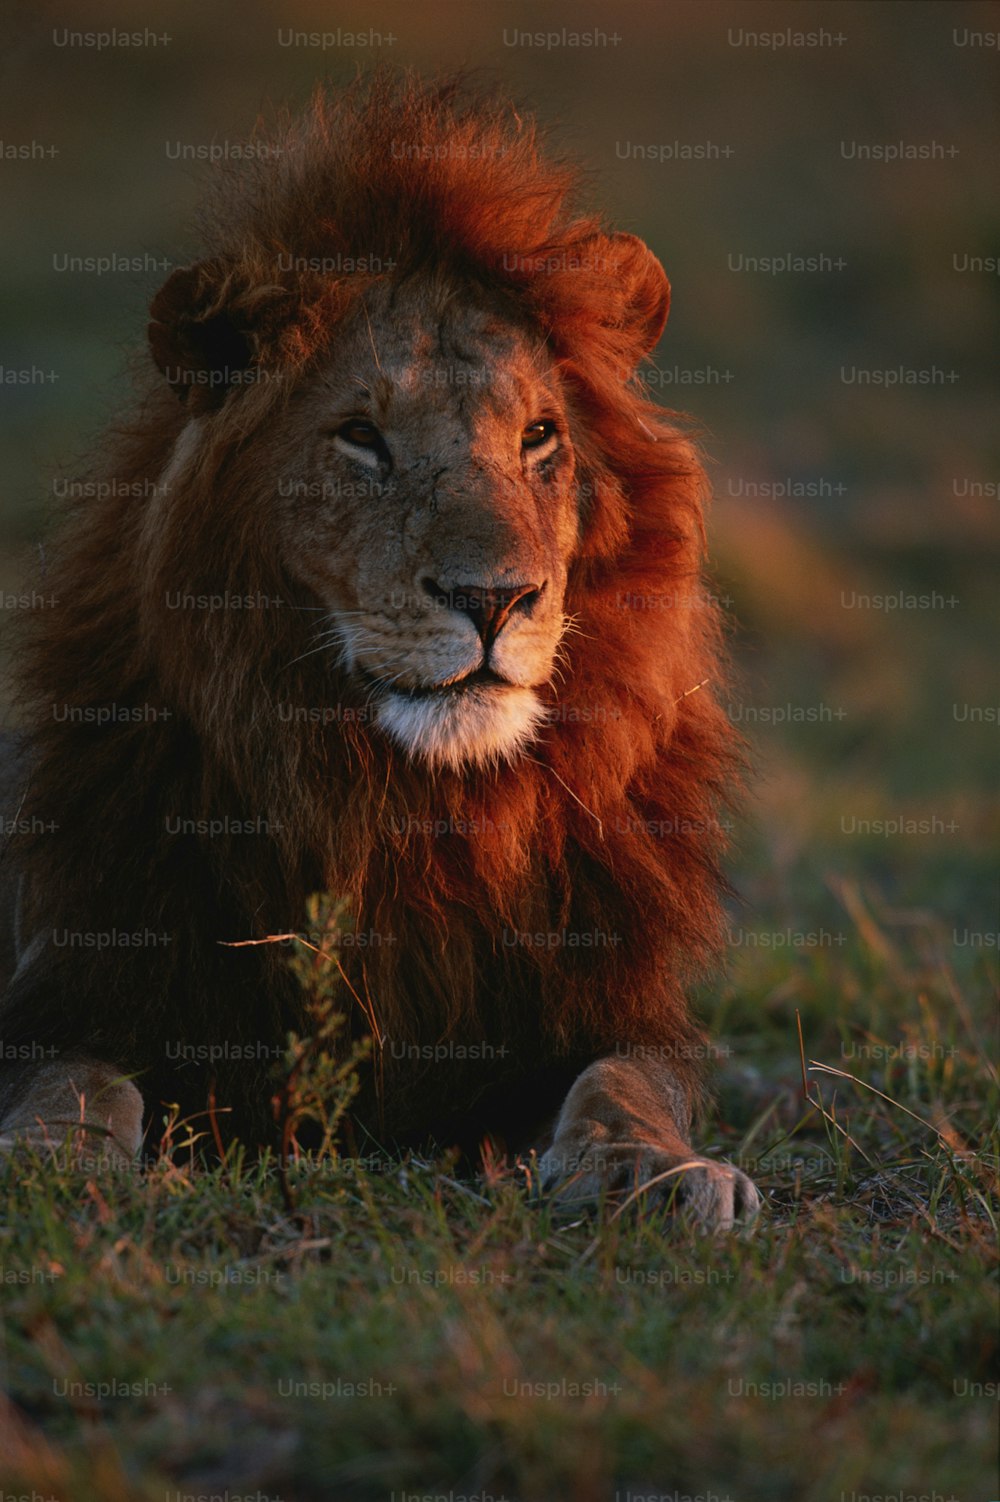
xmin=0 ymin=73 xmax=759 ymax=1227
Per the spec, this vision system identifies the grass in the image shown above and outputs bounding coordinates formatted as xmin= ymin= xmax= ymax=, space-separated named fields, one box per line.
xmin=1 ymin=877 xmax=996 ymax=1502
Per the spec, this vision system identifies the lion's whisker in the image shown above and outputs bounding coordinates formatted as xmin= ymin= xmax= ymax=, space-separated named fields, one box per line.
xmin=282 ymin=642 xmax=340 ymax=670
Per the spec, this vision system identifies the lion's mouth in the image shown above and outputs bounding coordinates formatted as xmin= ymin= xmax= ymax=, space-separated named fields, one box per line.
xmin=366 ymin=666 xmax=511 ymax=700
xmin=365 ymin=666 xmax=546 ymax=770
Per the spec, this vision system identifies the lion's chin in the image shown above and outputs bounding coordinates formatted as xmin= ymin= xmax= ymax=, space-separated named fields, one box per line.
xmin=375 ymin=683 xmax=546 ymax=772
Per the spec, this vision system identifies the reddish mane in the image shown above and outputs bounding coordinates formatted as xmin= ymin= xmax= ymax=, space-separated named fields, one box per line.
xmin=7 ymin=72 xmax=738 ymax=1147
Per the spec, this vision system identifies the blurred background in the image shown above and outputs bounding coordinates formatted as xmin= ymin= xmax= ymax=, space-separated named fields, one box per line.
xmin=2 ymin=0 xmax=996 ymax=1022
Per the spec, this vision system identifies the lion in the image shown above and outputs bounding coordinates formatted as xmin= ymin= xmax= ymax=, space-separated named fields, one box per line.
xmin=0 ymin=72 xmax=759 ymax=1228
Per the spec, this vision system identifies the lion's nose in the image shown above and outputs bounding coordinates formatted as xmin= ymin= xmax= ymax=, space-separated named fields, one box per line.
xmin=422 ymin=578 xmax=544 ymax=648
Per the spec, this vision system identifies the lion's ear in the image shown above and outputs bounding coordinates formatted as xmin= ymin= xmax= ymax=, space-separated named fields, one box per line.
xmin=148 ymin=259 xmax=295 ymax=409
xmin=592 ymin=232 xmax=671 ymax=362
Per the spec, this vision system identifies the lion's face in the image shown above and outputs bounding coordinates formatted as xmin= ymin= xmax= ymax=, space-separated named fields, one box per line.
xmin=273 ymin=279 xmax=580 ymax=771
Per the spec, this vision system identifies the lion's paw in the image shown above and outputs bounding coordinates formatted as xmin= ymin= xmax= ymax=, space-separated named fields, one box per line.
xmin=0 ymin=1064 xmax=144 ymax=1168
xmin=537 ymin=1139 xmax=760 ymax=1231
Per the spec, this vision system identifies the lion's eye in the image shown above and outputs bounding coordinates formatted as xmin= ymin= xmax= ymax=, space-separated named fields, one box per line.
xmin=521 ymin=418 xmax=557 ymax=452
xmin=338 ymin=419 xmax=382 ymax=448
xmin=333 ymin=417 xmax=391 ymax=469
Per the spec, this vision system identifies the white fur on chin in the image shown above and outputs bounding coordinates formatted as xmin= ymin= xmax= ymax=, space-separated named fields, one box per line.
xmin=376 ymin=683 xmax=546 ymax=771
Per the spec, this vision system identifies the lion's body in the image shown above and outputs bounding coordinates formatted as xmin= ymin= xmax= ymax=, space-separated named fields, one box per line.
xmin=0 ymin=74 xmax=758 ymax=1223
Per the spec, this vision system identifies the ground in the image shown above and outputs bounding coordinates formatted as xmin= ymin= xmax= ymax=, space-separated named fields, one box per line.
xmin=1 ymin=821 xmax=995 ymax=1499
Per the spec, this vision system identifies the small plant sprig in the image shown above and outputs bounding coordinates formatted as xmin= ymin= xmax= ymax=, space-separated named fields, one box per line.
xmin=266 ymin=894 xmax=372 ymax=1214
